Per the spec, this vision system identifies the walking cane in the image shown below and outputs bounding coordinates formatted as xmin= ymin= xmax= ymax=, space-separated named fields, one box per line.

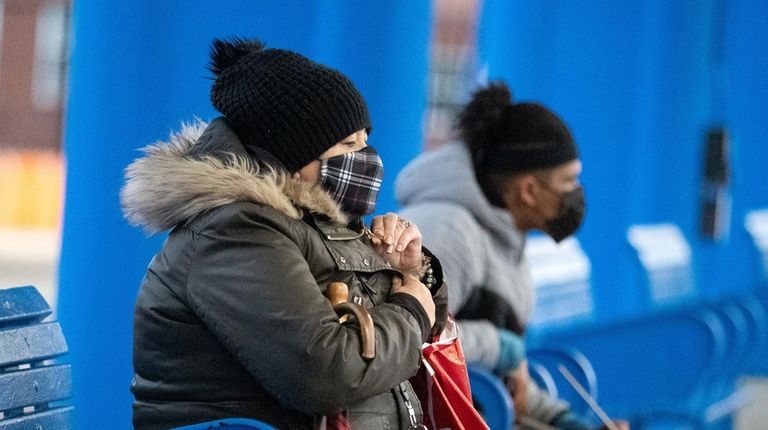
xmin=326 ymin=282 xmax=376 ymax=360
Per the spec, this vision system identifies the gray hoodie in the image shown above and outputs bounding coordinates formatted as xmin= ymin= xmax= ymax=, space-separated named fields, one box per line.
xmin=396 ymin=142 xmax=569 ymax=426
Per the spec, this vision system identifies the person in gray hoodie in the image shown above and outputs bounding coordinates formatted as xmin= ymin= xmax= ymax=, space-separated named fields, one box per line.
xmin=396 ymin=82 xmax=627 ymax=430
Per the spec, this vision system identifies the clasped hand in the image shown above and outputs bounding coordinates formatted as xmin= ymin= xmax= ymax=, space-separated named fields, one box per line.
xmin=369 ymin=212 xmax=423 ymax=275
xmin=370 ymin=212 xmax=435 ymax=327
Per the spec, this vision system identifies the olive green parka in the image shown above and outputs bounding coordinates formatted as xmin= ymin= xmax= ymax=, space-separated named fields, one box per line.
xmin=121 ymin=119 xmax=448 ymax=430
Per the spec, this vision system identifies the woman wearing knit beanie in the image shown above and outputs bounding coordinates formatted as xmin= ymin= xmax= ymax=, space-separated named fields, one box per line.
xmin=396 ymin=82 xmax=628 ymax=430
xmin=121 ymin=38 xmax=447 ymax=429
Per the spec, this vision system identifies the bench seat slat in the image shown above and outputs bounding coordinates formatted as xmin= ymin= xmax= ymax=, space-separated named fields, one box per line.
xmin=0 ymin=288 xmax=51 ymax=328
xmin=0 ymin=287 xmax=72 ymax=428
xmin=0 ymin=323 xmax=68 ymax=367
xmin=0 ymin=406 xmax=73 ymax=430
xmin=0 ymin=365 xmax=72 ymax=411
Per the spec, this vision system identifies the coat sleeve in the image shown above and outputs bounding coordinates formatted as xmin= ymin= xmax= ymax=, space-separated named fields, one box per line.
xmin=422 ymin=246 xmax=449 ymax=337
xmin=400 ymin=202 xmax=502 ymax=367
xmin=184 ymin=208 xmax=424 ymax=415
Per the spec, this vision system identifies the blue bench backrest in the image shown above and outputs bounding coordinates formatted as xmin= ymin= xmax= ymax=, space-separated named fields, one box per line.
xmin=0 ymin=286 xmax=73 ymax=429
xmin=526 ymin=235 xmax=594 ymax=328
xmin=173 ymin=418 xmax=277 ymax=430
xmin=746 ymin=209 xmax=768 ymax=286
xmin=527 ymin=347 xmax=598 ymax=422
xmin=466 ymin=366 xmax=513 ymax=430
xmin=627 ymin=223 xmax=696 ymax=306
xmin=533 ymin=306 xmax=726 ymax=425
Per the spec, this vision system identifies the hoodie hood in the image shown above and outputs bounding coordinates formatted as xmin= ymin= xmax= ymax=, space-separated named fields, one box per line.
xmin=395 ymin=142 xmax=525 ymax=250
xmin=121 ymin=118 xmax=348 ymax=234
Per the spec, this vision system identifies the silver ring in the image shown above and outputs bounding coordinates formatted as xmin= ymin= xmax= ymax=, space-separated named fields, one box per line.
xmin=397 ymin=217 xmax=412 ymax=228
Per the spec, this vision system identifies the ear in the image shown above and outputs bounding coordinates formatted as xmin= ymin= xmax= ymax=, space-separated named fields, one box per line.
xmin=499 ymin=176 xmax=524 ymax=209
xmin=292 ymin=171 xmax=301 ymax=179
xmin=517 ymin=174 xmax=539 ymax=207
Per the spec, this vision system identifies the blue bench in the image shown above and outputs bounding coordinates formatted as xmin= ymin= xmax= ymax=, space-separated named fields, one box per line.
xmin=627 ymin=222 xmax=760 ymax=427
xmin=174 ymin=418 xmax=276 ymax=430
xmin=626 ymin=223 xmax=696 ymax=307
xmin=525 ymin=235 xmax=594 ymax=328
xmin=531 ymin=305 xmax=726 ymax=429
xmin=467 ymin=347 xmax=600 ymax=430
xmin=467 ymin=365 xmax=514 ymax=430
xmin=0 ymin=286 xmax=73 ymax=429
xmin=745 ymin=209 xmax=768 ymax=287
xmin=523 ymin=235 xmax=603 ymax=425
xmin=745 ymin=209 xmax=768 ymax=375
xmin=527 ymin=347 xmax=599 ymax=422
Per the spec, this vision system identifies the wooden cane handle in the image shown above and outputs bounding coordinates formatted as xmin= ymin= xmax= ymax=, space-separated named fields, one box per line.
xmin=325 ymin=282 xmax=376 ymax=360
xmin=333 ymin=302 xmax=376 ymax=360
xmin=327 ymin=282 xmax=349 ymax=307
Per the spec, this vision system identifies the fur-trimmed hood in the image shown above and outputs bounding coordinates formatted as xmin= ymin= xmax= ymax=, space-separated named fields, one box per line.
xmin=121 ymin=118 xmax=348 ymax=234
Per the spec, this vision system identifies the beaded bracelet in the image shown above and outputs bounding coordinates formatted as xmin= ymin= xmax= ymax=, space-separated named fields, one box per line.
xmin=420 ymin=255 xmax=437 ymax=290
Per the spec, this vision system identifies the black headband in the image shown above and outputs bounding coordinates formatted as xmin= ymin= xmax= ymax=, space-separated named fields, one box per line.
xmin=475 ymin=140 xmax=579 ymax=174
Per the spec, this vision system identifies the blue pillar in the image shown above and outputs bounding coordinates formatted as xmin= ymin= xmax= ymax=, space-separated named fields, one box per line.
xmin=57 ymin=1 xmax=429 ymax=427
xmin=310 ymin=1 xmax=431 ymax=213
xmin=697 ymin=0 xmax=768 ymax=294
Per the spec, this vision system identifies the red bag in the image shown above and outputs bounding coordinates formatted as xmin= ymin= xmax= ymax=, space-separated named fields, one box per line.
xmin=410 ymin=318 xmax=490 ymax=430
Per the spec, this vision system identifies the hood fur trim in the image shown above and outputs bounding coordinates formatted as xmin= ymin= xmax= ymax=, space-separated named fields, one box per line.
xmin=121 ymin=120 xmax=348 ymax=234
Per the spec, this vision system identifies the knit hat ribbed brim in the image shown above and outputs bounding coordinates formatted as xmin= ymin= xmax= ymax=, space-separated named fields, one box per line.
xmin=459 ymin=82 xmax=577 ymax=174
xmin=459 ymin=82 xmax=579 ymax=207
xmin=209 ymin=38 xmax=371 ymax=172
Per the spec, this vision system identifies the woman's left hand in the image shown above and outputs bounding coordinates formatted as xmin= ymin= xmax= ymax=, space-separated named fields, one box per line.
xmin=370 ymin=212 xmax=422 ymax=275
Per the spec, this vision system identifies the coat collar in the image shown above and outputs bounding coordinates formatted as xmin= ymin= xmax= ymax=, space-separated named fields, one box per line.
xmin=121 ymin=118 xmax=349 ymax=234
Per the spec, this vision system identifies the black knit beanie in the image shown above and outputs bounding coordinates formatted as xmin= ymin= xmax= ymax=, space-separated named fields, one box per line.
xmin=458 ymin=82 xmax=578 ymax=206
xmin=209 ymin=38 xmax=371 ymax=173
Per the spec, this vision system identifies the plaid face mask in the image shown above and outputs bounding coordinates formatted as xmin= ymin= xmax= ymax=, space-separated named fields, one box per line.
xmin=319 ymin=145 xmax=384 ymax=217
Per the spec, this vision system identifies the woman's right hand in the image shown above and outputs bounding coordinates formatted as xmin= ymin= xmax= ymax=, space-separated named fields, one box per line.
xmin=391 ymin=274 xmax=436 ymax=328
xmin=370 ymin=212 xmax=423 ymax=276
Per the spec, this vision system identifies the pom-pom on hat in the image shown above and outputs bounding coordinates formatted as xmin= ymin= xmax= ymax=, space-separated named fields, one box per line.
xmin=209 ymin=38 xmax=371 ymax=172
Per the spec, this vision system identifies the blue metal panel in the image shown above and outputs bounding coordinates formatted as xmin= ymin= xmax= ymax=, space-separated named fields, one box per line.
xmin=697 ymin=1 xmax=768 ymax=296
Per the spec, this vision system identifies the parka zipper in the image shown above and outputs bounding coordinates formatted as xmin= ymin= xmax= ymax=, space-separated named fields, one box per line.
xmin=399 ymin=382 xmax=427 ymax=430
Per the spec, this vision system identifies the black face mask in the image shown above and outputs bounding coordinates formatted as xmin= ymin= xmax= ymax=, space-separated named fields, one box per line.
xmin=543 ymin=186 xmax=585 ymax=242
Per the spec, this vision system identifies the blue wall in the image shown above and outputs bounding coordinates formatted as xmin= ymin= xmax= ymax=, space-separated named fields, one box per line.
xmin=704 ymin=0 xmax=768 ymax=293
xmin=480 ymin=0 xmax=768 ymax=320
xmin=57 ymin=1 xmax=429 ymax=427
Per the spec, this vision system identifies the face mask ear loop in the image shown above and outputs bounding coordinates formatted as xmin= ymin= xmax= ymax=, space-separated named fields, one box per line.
xmin=533 ymin=175 xmax=562 ymax=199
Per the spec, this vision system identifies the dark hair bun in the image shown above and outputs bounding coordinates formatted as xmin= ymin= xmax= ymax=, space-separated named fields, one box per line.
xmin=458 ymin=82 xmax=512 ymax=155
xmin=208 ymin=38 xmax=266 ymax=77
